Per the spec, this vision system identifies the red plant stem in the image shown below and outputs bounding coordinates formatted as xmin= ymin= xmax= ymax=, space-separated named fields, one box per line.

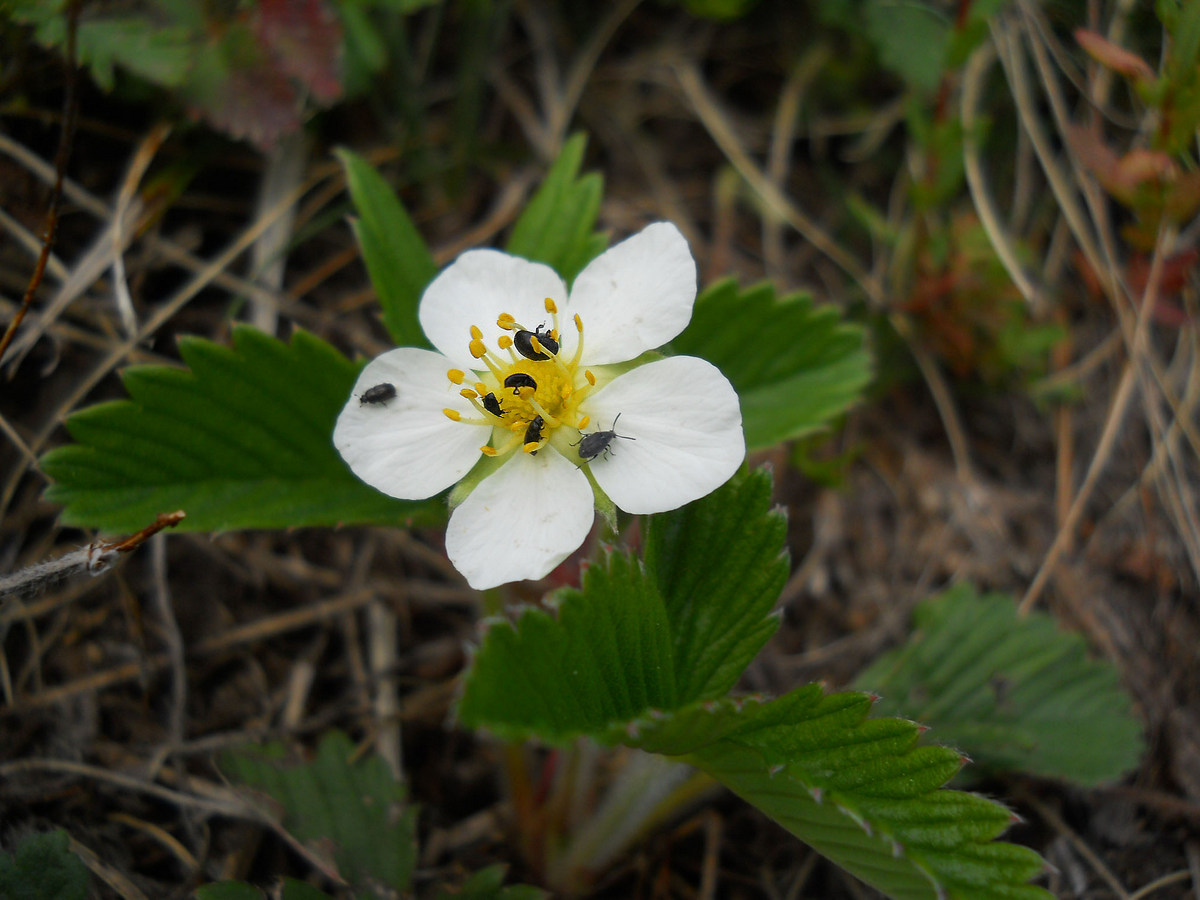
xmin=0 ymin=2 xmax=81 ymax=367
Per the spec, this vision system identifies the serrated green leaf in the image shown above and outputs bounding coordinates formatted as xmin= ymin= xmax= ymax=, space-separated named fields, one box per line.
xmin=458 ymin=550 xmax=678 ymax=743
xmin=854 ymin=583 xmax=1144 ymax=785
xmin=219 ymin=731 xmax=416 ymax=900
xmin=0 ymin=830 xmax=89 ymax=900
xmin=505 ymin=134 xmax=607 ymax=285
xmin=458 ymin=469 xmax=785 ymax=741
xmin=337 ymin=148 xmax=438 ymax=348
xmin=669 ymin=279 xmax=872 ymax=451
xmin=41 ymin=326 xmax=440 ymax=532
xmin=195 ymin=883 xmax=264 ymax=900
xmin=644 ymin=467 xmax=787 ymax=701
xmin=623 ymin=691 xmax=1052 ymax=900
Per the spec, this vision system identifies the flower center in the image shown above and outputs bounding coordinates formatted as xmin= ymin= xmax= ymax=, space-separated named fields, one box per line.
xmin=443 ymin=298 xmax=596 ymax=459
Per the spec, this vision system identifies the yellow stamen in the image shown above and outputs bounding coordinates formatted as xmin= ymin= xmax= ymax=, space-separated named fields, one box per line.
xmin=527 ymin=398 xmax=560 ymax=426
xmin=443 ymin=408 xmax=462 ymax=421
xmin=523 ymin=441 xmax=542 ymax=454
xmin=480 ymin=445 xmax=498 ymax=457
xmin=447 ymin=368 xmax=465 ymax=384
xmin=475 ymin=381 xmax=490 ymax=395
xmin=470 ymin=325 xmax=483 ymax=340
xmin=497 ymin=334 xmax=513 ymax=350
xmin=577 ymin=415 xmax=590 ymax=430
xmin=544 ymin=297 xmax=558 ymax=314
xmin=460 ymin=388 xmax=478 ymax=399
xmin=469 ymin=339 xmax=488 ymax=359
xmin=497 ymin=313 xmax=516 ymax=330
xmin=585 ymin=370 xmax=596 ymax=386
xmin=574 ymin=313 xmax=582 ymax=332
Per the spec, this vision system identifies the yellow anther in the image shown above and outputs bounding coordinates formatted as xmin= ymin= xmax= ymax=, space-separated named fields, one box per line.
xmin=574 ymin=313 xmax=583 ymax=332
xmin=585 ymin=370 xmax=596 ymax=385
xmin=561 ymin=384 xmax=572 ymax=400
xmin=496 ymin=313 xmax=516 ymax=330
xmin=443 ymin=408 xmax=462 ymax=421
xmin=460 ymin=388 xmax=478 ymax=399
xmin=497 ymin=334 xmax=513 ymax=350
xmin=523 ymin=441 xmax=542 ymax=454
xmin=475 ymin=381 xmax=489 ymax=395
xmin=480 ymin=445 xmax=498 ymax=457
xmin=530 ymin=336 xmax=545 ymax=355
xmin=447 ymin=368 xmax=465 ymax=384
xmin=469 ymin=339 xmax=487 ymax=359
xmin=470 ymin=324 xmax=483 ymax=340
xmin=577 ymin=415 xmax=590 ymax=430
xmin=544 ymin=297 xmax=558 ymax=314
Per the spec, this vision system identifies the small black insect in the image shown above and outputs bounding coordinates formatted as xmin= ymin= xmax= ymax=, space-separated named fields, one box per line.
xmin=481 ymin=391 xmax=504 ymax=417
xmin=359 ymin=383 xmax=397 ymax=406
xmin=573 ymin=413 xmax=635 ymax=461
xmin=513 ymin=324 xmax=559 ymax=361
xmin=504 ymin=373 xmax=538 ymax=395
xmin=523 ymin=415 xmax=546 ymax=454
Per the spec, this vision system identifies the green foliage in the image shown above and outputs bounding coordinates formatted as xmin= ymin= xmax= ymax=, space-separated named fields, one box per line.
xmin=41 ymin=327 xmax=440 ymax=533
xmin=505 ymin=134 xmax=608 ymax=286
xmin=458 ymin=469 xmax=784 ymax=741
xmin=0 ymin=830 xmax=88 ymax=900
xmin=864 ymin=1 xmax=950 ymax=93
xmin=219 ymin=731 xmax=417 ymax=900
xmin=433 ymin=865 xmax=547 ymax=899
xmin=459 ymin=470 xmax=1050 ymax=899
xmin=338 ymin=147 xmax=439 ymax=349
xmin=855 ymin=584 xmax=1144 ymax=785
xmin=669 ymin=279 xmax=873 ymax=450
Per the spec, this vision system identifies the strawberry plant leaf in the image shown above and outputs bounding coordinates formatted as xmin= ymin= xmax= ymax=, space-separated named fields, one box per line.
xmin=41 ymin=327 xmax=441 ymax=532
xmin=219 ymin=731 xmax=417 ymax=900
xmin=505 ymin=134 xmax=608 ymax=286
xmin=669 ymin=279 xmax=873 ymax=450
xmin=854 ymin=583 xmax=1144 ymax=785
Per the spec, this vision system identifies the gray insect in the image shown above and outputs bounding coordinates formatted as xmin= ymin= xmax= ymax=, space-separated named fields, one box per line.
xmin=359 ymin=383 xmax=396 ymax=406
xmin=573 ymin=413 xmax=635 ymax=462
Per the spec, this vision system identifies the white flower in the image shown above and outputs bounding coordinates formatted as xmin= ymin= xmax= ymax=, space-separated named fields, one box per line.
xmin=334 ymin=222 xmax=744 ymax=590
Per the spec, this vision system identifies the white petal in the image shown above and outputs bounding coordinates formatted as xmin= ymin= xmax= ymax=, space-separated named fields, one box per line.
xmin=419 ymin=249 xmax=567 ymax=370
xmin=334 ymin=348 xmax=486 ymax=500
xmin=583 ymin=356 xmax=744 ymax=515
xmin=445 ymin=449 xmax=594 ymax=590
xmin=567 ymin=222 xmax=696 ymax=365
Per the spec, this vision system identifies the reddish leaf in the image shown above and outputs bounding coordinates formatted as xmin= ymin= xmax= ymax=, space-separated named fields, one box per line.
xmin=257 ymin=0 xmax=344 ymax=103
xmin=1075 ymin=29 xmax=1155 ymax=82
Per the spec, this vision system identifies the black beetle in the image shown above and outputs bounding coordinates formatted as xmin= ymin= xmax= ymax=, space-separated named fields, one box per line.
xmin=513 ymin=324 xmax=559 ymax=361
xmin=359 ymin=383 xmax=397 ymax=406
xmin=481 ymin=392 xmax=504 ymax=417
xmin=523 ymin=415 xmax=546 ymax=454
xmin=504 ymin=373 xmax=538 ymax=395
xmin=573 ymin=413 xmax=635 ymax=461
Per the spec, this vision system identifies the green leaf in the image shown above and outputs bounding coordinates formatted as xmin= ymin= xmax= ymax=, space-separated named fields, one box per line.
xmin=624 ymin=692 xmax=1052 ymax=900
xmin=41 ymin=326 xmax=440 ymax=532
xmin=14 ymin=2 xmax=195 ymax=92
xmin=433 ymin=865 xmax=547 ymax=899
xmin=669 ymin=279 xmax=873 ymax=450
xmin=337 ymin=148 xmax=438 ymax=348
xmin=863 ymin=0 xmax=951 ymax=94
xmin=505 ymin=134 xmax=607 ymax=285
xmin=644 ymin=467 xmax=787 ymax=701
xmin=458 ymin=469 xmax=784 ymax=741
xmin=854 ymin=583 xmax=1145 ymax=785
xmin=219 ymin=731 xmax=417 ymax=900
xmin=0 ymin=830 xmax=89 ymax=900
